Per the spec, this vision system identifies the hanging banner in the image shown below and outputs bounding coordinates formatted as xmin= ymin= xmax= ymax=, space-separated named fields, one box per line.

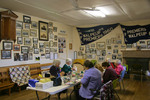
xmin=120 ymin=24 xmax=150 ymax=44
xmin=77 ymin=23 xmax=119 ymax=45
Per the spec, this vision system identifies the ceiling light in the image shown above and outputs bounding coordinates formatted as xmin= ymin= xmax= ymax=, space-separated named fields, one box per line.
xmin=96 ymin=7 xmax=110 ymax=15
xmin=84 ymin=10 xmax=106 ymax=17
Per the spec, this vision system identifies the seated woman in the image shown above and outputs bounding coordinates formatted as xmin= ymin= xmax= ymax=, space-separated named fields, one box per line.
xmin=49 ymin=59 xmax=63 ymax=77
xmin=61 ymin=58 xmax=72 ymax=76
xmin=79 ymin=60 xmax=102 ymax=100
xmin=102 ymin=62 xmax=118 ymax=84
xmin=114 ymin=59 xmax=124 ymax=75
xmin=106 ymin=58 xmax=115 ymax=69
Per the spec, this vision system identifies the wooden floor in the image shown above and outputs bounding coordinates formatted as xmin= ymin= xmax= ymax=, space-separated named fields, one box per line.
xmin=0 ymin=79 xmax=150 ymax=100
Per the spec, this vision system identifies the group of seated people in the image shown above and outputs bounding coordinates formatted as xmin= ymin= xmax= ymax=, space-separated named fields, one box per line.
xmin=49 ymin=58 xmax=124 ymax=100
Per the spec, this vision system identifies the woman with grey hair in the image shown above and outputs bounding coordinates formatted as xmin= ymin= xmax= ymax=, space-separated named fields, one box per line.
xmin=50 ymin=59 xmax=63 ymax=77
xmin=114 ymin=59 xmax=124 ymax=75
xmin=61 ymin=58 xmax=72 ymax=76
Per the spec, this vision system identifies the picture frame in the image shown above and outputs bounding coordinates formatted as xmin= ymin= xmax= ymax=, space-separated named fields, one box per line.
xmin=24 ymin=38 xmax=31 ymax=45
xmin=1 ymin=50 xmax=11 ymax=59
xmin=14 ymin=53 xmax=20 ymax=61
xmin=53 ymin=27 xmax=57 ymax=32
xmin=96 ymin=42 xmax=105 ymax=49
xmin=45 ymin=48 xmax=50 ymax=53
xmin=39 ymin=21 xmax=48 ymax=41
xmin=107 ymin=45 xmax=112 ymax=50
xmin=113 ymin=49 xmax=118 ymax=54
xmin=53 ymin=42 xmax=58 ymax=47
xmin=24 ymin=23 xmax=30 ymax=29
xmin=13 ymin=44 xmax=20 ymax=51
xmin=33 ymin=44 xmax=38 ymax=48
xmin=17 ymin=37 xmax=23 ymax=44
xmin=33 ymin=38 xmax=38 ymax=44
xmin=21 ymin=46 xmax=29 ymax=53
xmin=147 ymin=40 xmax=150 ymax=45
xmin=34 ymin=48 xmax=39 ymax=54
xmin=45 ymin=53 xmax=50 ymax=59
xmin=16 ymin=29 xmax=21 ymax=37
xmin=80 ymin=47 xmax=84 ymax=51
xmin=139 ymin=40 xmax=145 ymax=44
xmin=44 ymin=42 xmax=50 ymax=48
xmin=112 ymin=54 xmax=117 ymax=60
xmin=3 ymin=41 xmax=13 ymax=50
xmin=16 ymin=21 xmax=23 ymax=29
xmin=23 ymin=15 xmax=31 ymax=23
xmin=28 ymin=53 xmax=33 ymax=60
xmin=50 ymin=40 xmax=53 ymax=47
xmin=97 ymin=56 xmax=105 ymax=62
xmin=54 ymin=35 xmax=58 ymax=41
xmin=39 ymin=42 xmax=44 ymax=48
xmin=126 ymin=44 xmax=132 ymax=48
xmin=49 ymin=33 xmax=54 ymax=39
xmin=31 ymin=21 xmax=38 ymax=29
xmin=22 ymin=29 xmax=29 ymax=37
xmin=102 ymin=50 xmax=106 ymax=56
xmin=91 ymin=43 xmax=95 ymax=48
xmin=48 ymin=22 xmax=53 ymax=28
xmin=30 ymin=29 xmax=37 ymax=37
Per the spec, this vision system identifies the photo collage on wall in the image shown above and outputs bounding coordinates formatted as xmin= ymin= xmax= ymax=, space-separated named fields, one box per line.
xmin=1 ymin=15 xmax=60 ymax=60
xmin=78 ymin=33 xmax=150 ymax=62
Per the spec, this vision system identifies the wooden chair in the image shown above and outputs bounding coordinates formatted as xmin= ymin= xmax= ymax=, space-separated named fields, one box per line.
xmin=0 ymin=68 xmax=14 ymax=95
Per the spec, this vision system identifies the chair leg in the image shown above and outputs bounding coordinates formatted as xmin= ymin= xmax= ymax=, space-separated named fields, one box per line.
xmin=122 ymin=80 xmax=125 ymax=91
xmin=119 ymin=81 xmax=122 ymax=90
xmin=8 ymin=88 xmax=11 ymax=95
xmin=113 ymin=89 xmax=120 ymax=100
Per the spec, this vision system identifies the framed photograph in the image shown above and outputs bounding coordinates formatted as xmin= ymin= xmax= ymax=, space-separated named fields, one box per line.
xmin=86 ymin=54 xmax=92 ymax=59
xmin=147 ymin=45 xmax=150 ymax=49
xmin=50 ymin=40 xmax=53 ymax=47
xmin=39 ymin=21 xmax=48 ymax=41
xmin=113 ymin=49 xmax=118 ymax=54
xmin=28 ymin=53 xmax=33 ymax=60
xmin=33 ymin=38 xmax=38 ymax=44
xmin=31 ymin=21 xmax=38 ymax=29
xmin=96 ymin=42 xmax=105 ymax=49
xmin=24 ymin=38 xmax=31 ymax=45
xmin=30 ymin=29 xmax=37 ymax=37
xmin=54 ymin=35 xmax=58 ymax=41
xmin=17 ymin=37 xmax=23 ymax=44
xmin=22 ymin=29 xmax=29 ymax=37
xmin=53 ymin=27 xmax=57 ymax=32
xmin=14 ymin=53 xmax=20 ymax=61
xmin=126 ymin=44 xmax=132 ymax=48
xmin=29 ymin=46 xmax=33 ymax=52
xmin=106 ymin=39 xmax=112 ymax=45
xmin=90 ymin=48 xmax=96 ymax=54
xmin=53 ymin=42 xmax=57 ymax=47
xmin=116 ymin=40 xmax=122 ymax=44
xmin=45 ymin=53 xmax=50 ymax=59
xmin=3 ymin=41 xmax=12 ymax=50
xmin=50 ymin=33 xmax=54 ymax=39
xmin=85 ymin=48 xmax=90 ymax=53
xmin=39 ymin=42 xmax=44 ymax=48
xmin=16 ymin=21 xmax=23 ymax=29
xmin=23 ymin=15 xmax=31 ymax=23
xmin=33 ymin=44 xmax=38 ymax=48
xmin=102 ymin=50 xmax=106 ymax=56
xmin=44 ymin=42 xmax=50 ymax=48
xmin=48 ymin=28 xmax=53 ymax=34
xmin=13 ymin=44 xmax=20 ymax=51
xmin=140 ymin=45 xmax=147 ymax=49
xmin=91 ymin=43 xmax=95 ymax=48
xmin=45 ymin=48 xmax=50 ymax=53
xmin=48 ymin=22 xmax=53 ymax=28
xmin=107 ymin=45 xmax=112 ymax=50
xmin=112 ymin=54 xmax=117 ymax=60
xmin=121 ymin=45 xmax=126 ymax=49
xmin=1 ymin=50 xmax=11 ymax=59
xmin=147 ymin=40 xmax=150 ymax=45
xmin=24 ymin=23 xmax=30 ymax=29
xmin=69 ymin=43 xmax=72 ymax=50
xmin=78 ymin=51 xmax=83 ymax=56
xmin=80 ymin=47 xmax=84 ymax=51
xmin=23 ymin=53 xmax=28 ymax=61
xmin=16 ymin=29 xmax=21 ymax=37
xmin=111 ymin=38 xmax=117 ymax=44
xmin=40 ymin=48 xmax=44 ymax=52
xmin=114 ymin=45 xmax=118 ymax=48
xmin=34 ymin=48 xmax=39 ymax=54
xmin=139 ymin=40 xmax=145 ymax=44
xmin=19 ymin=54 xmax=24 ymax=61
xmin=97 ymin=56 xmax=105 ymax=62
xmin=96 ymin=50 xmax=101 ymax=56
xmin=21 ymin=46 xmax=29 ymax=53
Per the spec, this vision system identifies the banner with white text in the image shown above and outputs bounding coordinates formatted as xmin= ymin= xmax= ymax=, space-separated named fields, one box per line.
xmin=120 ymin=24 xmax=150 ymax=44
xmin=77 ymin=23 xmax=119 ymax=45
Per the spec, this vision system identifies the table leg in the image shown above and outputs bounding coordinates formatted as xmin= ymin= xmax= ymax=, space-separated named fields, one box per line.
xmin=36 ymin=91 xmax=39 ymax=100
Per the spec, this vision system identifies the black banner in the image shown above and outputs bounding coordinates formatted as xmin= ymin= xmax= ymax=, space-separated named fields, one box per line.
xmin=120 ymin=24 xmax=150 ymax=44
xmin=77 ymin=23 xmax=119 ymax=45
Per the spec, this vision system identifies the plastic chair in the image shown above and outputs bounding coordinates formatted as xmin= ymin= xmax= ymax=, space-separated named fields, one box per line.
xmin=91 ymin=59 xmax=97 ymax=66
xmin=123 ymin=64 xmax=128 ymax=72
xmin=119 ymin=69 xmax=126 ymax=91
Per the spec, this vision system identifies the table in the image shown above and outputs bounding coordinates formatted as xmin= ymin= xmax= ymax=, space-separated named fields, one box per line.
xmin=27 ymin=78 xmax=81 ymax=100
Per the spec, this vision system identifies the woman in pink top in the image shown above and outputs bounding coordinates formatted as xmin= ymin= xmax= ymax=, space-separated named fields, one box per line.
xmin=115 ymin=59 xmax=124 ymax=75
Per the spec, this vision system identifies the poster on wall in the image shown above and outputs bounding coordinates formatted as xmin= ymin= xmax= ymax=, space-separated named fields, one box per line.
xmin=39 ymin=21 xmax=48 ymax=41
xmin=120 ymin=24 xmax=150 ymax=44
xmin=58 ymin=37 xmax=66 ymax=53
xmin=77 ymin=23 xmax=119 ymax=45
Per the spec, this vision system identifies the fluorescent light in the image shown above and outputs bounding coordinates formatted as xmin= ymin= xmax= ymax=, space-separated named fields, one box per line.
xmin=96 ymin=7 xmax=110 ymax=15
xmin=84 ymin=10 xmax=106 ymax=17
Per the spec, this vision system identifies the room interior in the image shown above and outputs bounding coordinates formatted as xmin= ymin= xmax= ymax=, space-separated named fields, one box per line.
xmin=0 ymin=0 xmax=150 ymax=100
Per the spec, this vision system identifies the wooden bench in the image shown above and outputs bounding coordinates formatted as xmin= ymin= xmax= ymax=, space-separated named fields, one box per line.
xmin=0 ymin=63 xmax=53 ymax=95
xmin=0 ymin=67 xmax=14 ymax=95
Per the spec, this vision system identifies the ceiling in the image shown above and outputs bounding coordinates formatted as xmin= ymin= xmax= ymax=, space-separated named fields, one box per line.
xmin=0 ymin=0 xmax=150 ymax=26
